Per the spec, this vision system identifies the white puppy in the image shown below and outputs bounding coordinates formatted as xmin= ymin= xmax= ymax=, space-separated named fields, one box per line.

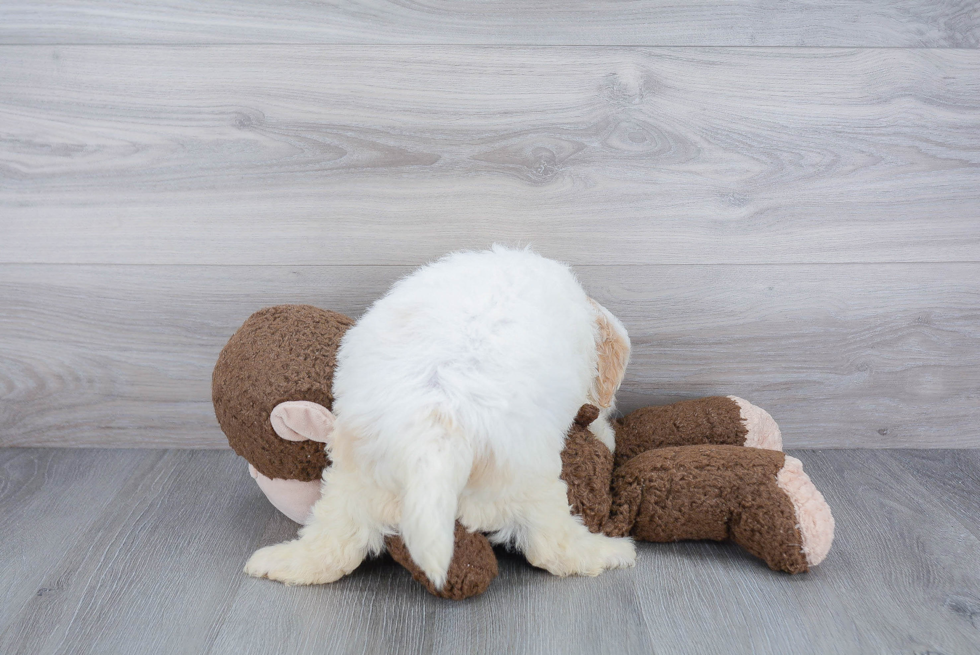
xmin=245 ymin=246 xmax=636 ymax=588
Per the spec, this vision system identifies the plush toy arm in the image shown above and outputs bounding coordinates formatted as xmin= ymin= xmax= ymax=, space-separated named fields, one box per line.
xmin=386 ymin=523 xmax=499 ymax=600
xmin=614 ymin=396 xmax=781 ymax=467
xmin=605 ymin=445 xmax=834 ymax=573
xmin=561 ymin=405 xmax=615 ymax=533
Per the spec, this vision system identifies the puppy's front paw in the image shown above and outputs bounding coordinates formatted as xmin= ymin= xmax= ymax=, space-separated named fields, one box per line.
xmin=530 ymin=533 xmax=637 ymax=578
xmin=576 ymin=534 xmax=637 ymax=576
xmin=244 ymin=540 xmax=344 ymax=586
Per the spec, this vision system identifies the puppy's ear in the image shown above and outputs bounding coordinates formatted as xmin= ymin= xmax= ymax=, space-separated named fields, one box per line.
xmin=588 ymin=299 xmax=630 ymax=409
xmin=270 ymin=401 xmax=335 ymax=444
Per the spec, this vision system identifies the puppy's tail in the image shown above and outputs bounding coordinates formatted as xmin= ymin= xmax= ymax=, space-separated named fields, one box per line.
xmin=398 ymin=410 xmax=473 ymax=590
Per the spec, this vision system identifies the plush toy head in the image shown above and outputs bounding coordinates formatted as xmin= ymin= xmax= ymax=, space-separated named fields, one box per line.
xmin=212 ymin=305 xmax=354 ymax=523
xmin=213 ymin=304 xmax=500 ymax=598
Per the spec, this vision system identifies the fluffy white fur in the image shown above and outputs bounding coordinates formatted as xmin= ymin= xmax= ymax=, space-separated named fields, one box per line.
xmin=245 ymin=246 xmax=636 ymax=588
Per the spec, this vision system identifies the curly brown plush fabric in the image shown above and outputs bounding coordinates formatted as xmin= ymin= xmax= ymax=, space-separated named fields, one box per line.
xmin=559 ymin=404 xmax=810 ymax=575
xmin=605 ymin=445 xmax=809 ymax=574
xmin=386 ymin=523 xmax=499 ymax=600
xmin=561 ymin=405 xmax=613 ymax=534
xmin=613 ymin=396 xmax=748 ymax=468
xmin=212 ymin=305 xmax=353 ymax=481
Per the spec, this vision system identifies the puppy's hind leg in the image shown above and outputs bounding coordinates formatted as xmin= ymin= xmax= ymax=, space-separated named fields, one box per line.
xmin=245 ymin=464 xmax=387 ymax=586
xmin=518 ymin=476 xmax=636 ymax=577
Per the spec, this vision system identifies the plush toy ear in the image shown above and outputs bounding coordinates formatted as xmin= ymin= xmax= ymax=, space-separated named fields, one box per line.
xmin=270 ymin=401 xmax=335 ymax=444
xmin=588 ymin=299 xmax=631 ymax=409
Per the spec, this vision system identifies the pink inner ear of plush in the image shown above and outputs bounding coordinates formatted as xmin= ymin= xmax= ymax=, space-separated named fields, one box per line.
xmin=270 ymin=401 xmax=335 ymax=444
xmin=248 ymin=464 xmax=323 ymax=524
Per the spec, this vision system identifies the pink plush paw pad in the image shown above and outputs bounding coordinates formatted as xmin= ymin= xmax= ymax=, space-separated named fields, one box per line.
xmin=728 ymin=396 xmax=782 ymax=451
xmin=776 ymin=456 xmax=835 ymax=566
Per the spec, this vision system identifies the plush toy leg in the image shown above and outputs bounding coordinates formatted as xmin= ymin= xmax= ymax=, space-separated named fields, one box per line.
xmin=386 ymin=523 xmax=499 ymax=600
xmin=614 ymin=396 xmax=781 ymax=467
xmin=775 ymin=455 xmax=835 ymax=568
xmin=605 ymin=445 xmax=833 ymax=573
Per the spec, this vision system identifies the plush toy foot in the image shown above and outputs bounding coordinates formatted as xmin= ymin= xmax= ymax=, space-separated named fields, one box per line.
xmin=727 ymin=396 xmax=782 ymax=451
xmin=776 ymin=455 xmax=835 ymax=568
xmin=607 ymin=445 xmax=833 ymax=573
xmin=386 ymin=523 xmax=499 ymax=600
xmin=245 ymin=539 xmax=349 ymax=585
xmin=614 ymin=396 xmax=781 ymax=466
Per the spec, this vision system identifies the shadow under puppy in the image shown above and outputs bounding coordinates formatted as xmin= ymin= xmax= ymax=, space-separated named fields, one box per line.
xmin=214 ymin=304 xmax=834 ymax=600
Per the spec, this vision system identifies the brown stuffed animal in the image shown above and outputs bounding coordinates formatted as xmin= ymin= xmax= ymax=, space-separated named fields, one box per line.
xmin=563 ymin=403 xmax=833 ymax=575
xmin=213 ymin=305 xmax=834 ymax=600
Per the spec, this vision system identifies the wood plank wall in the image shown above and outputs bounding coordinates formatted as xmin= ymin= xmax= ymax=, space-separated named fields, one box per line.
xmin=1 ymin=3 xmax=978 ymax=448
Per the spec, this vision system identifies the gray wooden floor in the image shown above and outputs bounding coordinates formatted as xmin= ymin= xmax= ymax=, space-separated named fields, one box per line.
xmin=3 ymin=3 xmax=979 ymax=451
xmin=2 ymin=447 xmax=978 ymax=655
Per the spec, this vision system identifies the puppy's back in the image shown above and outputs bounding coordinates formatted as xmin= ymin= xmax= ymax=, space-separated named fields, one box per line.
xmin=330 ymin=246 xmax=601 ymax=588
xmin=333 ymin=246 xmax=597 ymax=466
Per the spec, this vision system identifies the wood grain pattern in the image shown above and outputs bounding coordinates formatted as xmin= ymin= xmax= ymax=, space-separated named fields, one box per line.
xmin=0 ymin=449 xmax=274 ymax=654
xmin=2 ymin=263 xmax=977 ymax=448
xmin=0 ymin=1 xmax=978 ymax=47
xmin=0 ymin=448 xmax=150 ymax=638
xmin=2 ymin=47 xmax=979 ymax=266
xmin=887 ymin=449 xmax=980 ymax=542
xmin=1 ymin=448 xmax=978 ymax=654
